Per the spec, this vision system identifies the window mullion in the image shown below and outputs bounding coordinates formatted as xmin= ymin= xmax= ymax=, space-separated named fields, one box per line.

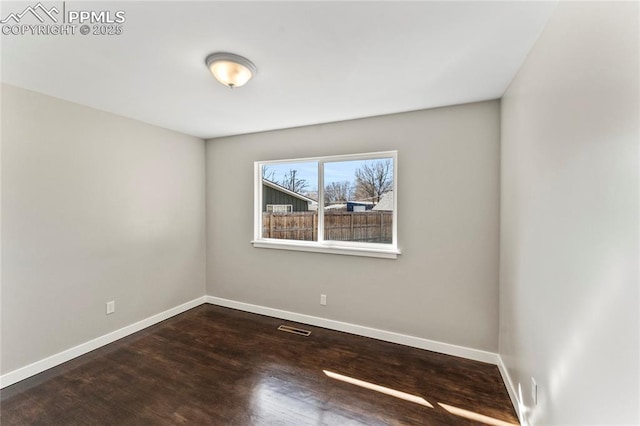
xmin=317 ymin=160 xmax=324 ymax=242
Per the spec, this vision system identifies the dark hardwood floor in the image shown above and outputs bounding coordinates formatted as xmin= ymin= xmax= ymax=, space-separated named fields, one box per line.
xmin=1 ymin=305 xmax=518 ymax=425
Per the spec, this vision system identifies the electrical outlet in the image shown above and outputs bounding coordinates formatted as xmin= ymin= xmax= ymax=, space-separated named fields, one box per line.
xmin=531 ymin=378 xmax=537 ymax=406
xmin=320 ymin=294 xmax=327 ymax=306
xmin=106 ymin=300 xmax=115 ymax=315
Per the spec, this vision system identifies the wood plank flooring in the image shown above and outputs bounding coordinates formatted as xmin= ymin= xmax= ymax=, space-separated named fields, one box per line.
xmin=1 ymin=304 xmax=519 ymax=425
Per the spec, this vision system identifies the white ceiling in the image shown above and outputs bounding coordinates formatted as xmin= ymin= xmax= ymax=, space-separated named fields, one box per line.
xmin=0 ymin=1 xmax=556 ymax=139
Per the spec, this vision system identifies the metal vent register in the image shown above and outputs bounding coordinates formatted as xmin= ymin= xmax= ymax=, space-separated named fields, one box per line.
xmin=277 ymin=325 xmax=311 ymax=337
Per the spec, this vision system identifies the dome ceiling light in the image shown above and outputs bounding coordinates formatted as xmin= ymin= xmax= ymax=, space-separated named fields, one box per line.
xmin=205 ymin=52 xmax=257 ymax=89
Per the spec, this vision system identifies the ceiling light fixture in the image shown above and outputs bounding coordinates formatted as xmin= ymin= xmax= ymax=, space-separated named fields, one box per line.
xmin=205 ymin=52 xmax=256 ymax=89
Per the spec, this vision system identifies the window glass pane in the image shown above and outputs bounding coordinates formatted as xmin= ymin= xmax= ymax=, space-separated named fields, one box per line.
xmin=261 ymin=162 xmax=318 ymax=241
xmin=323 ymin=158 xmax=394 ymax=244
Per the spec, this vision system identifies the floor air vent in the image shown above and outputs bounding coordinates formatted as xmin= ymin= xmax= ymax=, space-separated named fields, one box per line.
xmin=278 ymin=325 xmax=311 ymax=337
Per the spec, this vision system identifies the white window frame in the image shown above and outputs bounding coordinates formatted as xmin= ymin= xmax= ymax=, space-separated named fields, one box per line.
xmin=252 ymin=151 xmax=400 ymax=259
xmin=266 ymin=204 xmax=293 ymax=213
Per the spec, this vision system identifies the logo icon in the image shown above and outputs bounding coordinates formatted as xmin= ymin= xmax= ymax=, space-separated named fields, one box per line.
xmin=0 ymin=2 xmax=59 ymax=24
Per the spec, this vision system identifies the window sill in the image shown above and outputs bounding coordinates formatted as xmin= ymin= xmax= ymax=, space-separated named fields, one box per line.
xmin=251 ymin=240 xmax=401 ymax=259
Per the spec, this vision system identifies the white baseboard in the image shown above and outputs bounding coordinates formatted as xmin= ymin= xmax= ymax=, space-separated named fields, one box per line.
xmin=205 ymin=296 xmax=498 ymax=364
xmin=0 ymin=296 xmax=207 ymax=389
xmin=497 ymin=354 xmax=525 ymax=425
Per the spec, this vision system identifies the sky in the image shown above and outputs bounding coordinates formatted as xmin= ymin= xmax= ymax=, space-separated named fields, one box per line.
xmin=262 ymin=158 xmax=393 ymax=193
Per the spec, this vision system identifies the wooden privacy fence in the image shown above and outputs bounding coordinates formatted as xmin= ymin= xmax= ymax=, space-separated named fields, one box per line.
xmin=262 ymin=211 xmax=393 ymax=243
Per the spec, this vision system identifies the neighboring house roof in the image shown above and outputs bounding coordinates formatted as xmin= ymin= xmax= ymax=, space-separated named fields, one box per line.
xmin=325 ymin=203 xmax=347 ymax=210
xmin=263 ymin=179 xmax=317 ymax=204
xmin=372 ymin=191 xmax=394 ymax=211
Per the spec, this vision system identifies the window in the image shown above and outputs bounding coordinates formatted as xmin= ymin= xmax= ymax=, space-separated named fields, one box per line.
xmin=253 ymin=151 xmax=399 ymax=259
xmin=266 ymin=204 xmax=293 ymax=213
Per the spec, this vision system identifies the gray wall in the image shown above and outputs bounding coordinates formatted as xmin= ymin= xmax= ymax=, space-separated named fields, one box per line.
xmin=1 ymin=84 xmax=206 ymax=374
xmin=500 ymin=2 xmax=639 ymax=425
xmin=206 ymin=101 xmax=501 ymax=352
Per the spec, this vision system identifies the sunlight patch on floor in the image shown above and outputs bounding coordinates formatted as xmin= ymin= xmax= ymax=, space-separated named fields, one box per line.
xmin=438 ymin=402 xmax=519 ymax=426
xmin=323 ymin=370 xmax=433 ymax=408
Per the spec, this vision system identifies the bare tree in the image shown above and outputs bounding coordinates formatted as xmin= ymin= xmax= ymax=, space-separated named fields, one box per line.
xmin=281 ymin=169 xmax=308 ymax=193
xmin=303 ymin=190 xmax=318 ymax=201
xmin=324 ymin=181 xmax=352 ymax=204
xmin=354 ymin=160 xmax=393 ymax=203
xmin=262 ymin=165 xmax=277 ymax=182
